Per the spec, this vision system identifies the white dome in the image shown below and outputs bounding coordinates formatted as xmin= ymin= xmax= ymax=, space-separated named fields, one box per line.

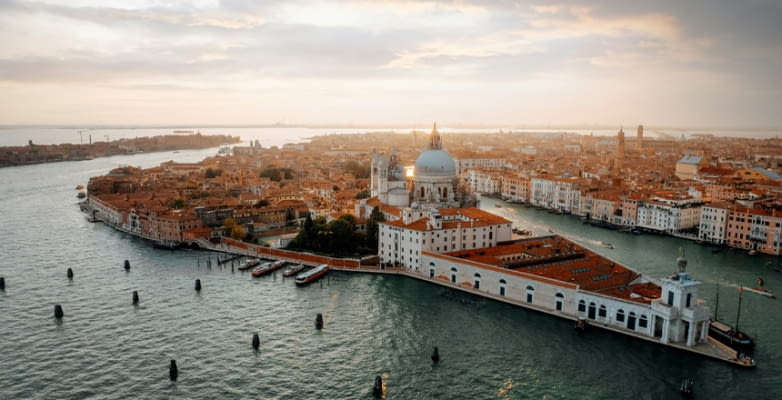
xmin=415 ymin=149 xmax=456 ymax=176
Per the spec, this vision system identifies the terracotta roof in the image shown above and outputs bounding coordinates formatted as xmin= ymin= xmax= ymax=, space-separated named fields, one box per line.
xmin=440 ymin=235 xmax=662 ymax=304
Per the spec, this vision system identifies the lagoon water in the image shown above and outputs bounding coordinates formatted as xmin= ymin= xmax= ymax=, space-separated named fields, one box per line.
xmin=1 ymin=128 xmax=781 ymax=399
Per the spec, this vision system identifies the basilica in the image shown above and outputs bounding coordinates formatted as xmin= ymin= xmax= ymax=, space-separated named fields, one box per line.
xmin=370 ymin=123 xmax=459 ymax=209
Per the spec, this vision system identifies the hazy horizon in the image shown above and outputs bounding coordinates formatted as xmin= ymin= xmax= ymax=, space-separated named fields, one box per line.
xmin=1 ymin=1 xmax=780 ymax=127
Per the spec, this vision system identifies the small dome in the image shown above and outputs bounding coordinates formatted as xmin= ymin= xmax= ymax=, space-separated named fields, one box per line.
xmin=415 ymin=149 xmax=456 ymax=176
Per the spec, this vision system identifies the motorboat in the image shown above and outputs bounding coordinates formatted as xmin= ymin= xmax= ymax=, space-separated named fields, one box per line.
xmin=295 ymin=264 xmax=330 ymax=286
xmin=251 ymin=260 xmax=286 ymax=277
xmin=237 ymin=258 xmax=261 ymax=271
xmin=283 ymin=263 xmax=305 ymax=277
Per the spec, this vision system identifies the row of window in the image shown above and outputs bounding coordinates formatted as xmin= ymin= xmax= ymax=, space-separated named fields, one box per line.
xmin=578 ymin=300 xmax=648 ymax=329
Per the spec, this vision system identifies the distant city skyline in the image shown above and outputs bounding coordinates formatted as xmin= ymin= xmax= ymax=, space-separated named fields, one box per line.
xmin=1 ymin=1 xmax=780 ymax=128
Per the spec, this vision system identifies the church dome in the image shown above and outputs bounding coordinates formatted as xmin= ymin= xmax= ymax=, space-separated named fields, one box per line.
xmin=415 ymin=149 xmax=456 ymax=176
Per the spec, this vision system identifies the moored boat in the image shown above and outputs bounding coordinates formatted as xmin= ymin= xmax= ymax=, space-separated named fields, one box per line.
xmin=252 ymin=260 xmax=286 ymax=277
xmin=283 ymin=263 xmax=305 ymax=277
xmin=709 ymin=320 xmax=755 ymax=352
xmin=237 ymin=258 xmax=261 ymax=271
xmin=295 ymin=264 xmax=330 ymax=286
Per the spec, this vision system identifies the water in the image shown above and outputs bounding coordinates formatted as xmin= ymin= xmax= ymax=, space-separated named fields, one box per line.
xmin=1 ymin=134 xmax=781 ymax=399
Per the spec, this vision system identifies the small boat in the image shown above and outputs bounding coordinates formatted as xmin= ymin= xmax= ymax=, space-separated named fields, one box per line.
xmin=75 ymin=185 xmax=85 ymax=190
xmin=742 ymin=286 xmax=775 ymax=299
xmin=748 ymin=250 xmax=757 ymax=256
xmin=283 ymin=263 xmax=305 ymax=277
xmin=237 ymin=258 xmax=261 ymax=271
xmin=251 ymin=260 xmax=286 ymax=277
xmin=679 ymin=379 xmax=694 ymax=398
xmin=295 ymin=264 xmax=330 ymax=286
xmin=601 ymin=242 xmax=614 ymax=249
xmin=77 ymin=191 xmax=86 ymax=199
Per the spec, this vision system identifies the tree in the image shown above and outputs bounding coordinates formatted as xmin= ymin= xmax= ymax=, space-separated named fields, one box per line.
xmin=205 ymin=168 xmax=223 ymax=178
xmin=223 ymin=217 xmax=246 ymax=240
xmin=168 ymin=197 xmax=187 ymax=209
xmin=344 ymin=160 xmax=370 ymax=178
xmin=355 ymin=190 xmax=370 ymax=199
xmin=366 ymin=207 xmax=385 ymax=251
xmin=260 ymin=167 xmax=282 ymax=181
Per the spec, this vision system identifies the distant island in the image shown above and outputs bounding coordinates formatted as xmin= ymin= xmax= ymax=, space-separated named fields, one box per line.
xmin=0 ymin=134 xmax=241 ymax=168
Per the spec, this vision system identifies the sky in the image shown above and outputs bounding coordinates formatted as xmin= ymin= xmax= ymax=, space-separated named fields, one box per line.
xmin=0 ymin=0 xmax=780 ymax=128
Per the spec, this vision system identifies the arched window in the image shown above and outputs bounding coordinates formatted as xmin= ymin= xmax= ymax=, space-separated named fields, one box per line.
xmin=555 ymin=293 xmax=564 ymax=311
xmin=525 ymin=285 xmax=534 ymax=303
xmin=628 ymin=312 xmax=637 ymax=330
xmin=450 ymin=267 xmax=457 ymax=283
xmin=474 ymin=273 xmax=481 ymax=290
xmin=616 ymin=309 xmax=625 ymax=322
xmin=499 ymin=279 xmax=507 ymax=296
xmin=639 ymin=315 xmax=648 ymax=328
xmin=443 ymin=187 xmax=448 ymax=198
xmin=598 ymin=304 xmax=607 ymax=318
xmin=420 ymin=187 xmax=425 ymax=197
xmin=578 ymin=300 xmax=586 ymax=312
xmin=588 ymin=302 xmax=597 ymax=319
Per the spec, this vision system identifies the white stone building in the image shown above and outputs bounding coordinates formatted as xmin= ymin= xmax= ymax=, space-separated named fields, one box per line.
xmin=410 ymin=124 xmax=459 ymax=208
xmin=378 ymin=207 xmax=512 ymax=269
xmin=637 ymin=194 xmax=703 ymax=234
xmin=699 ymin=203 xmax=730 ymax=245
xmin=419 ymin=237 xmax=711 ymax=350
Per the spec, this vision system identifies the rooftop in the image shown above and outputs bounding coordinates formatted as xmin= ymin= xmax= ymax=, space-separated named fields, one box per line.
xmin=439 ymin=235 xmax=662 ymax=304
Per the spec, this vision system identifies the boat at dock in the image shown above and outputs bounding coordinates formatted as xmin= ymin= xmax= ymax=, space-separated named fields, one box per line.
xmin=709 ymin=320 xmax=755 ymax=352
xmin=283 ymin=263 xmax=305 ymax=277
xmin=237 ymin=258 xmax=261 ymax=271
xmin=295 ymin=264 xmax=330 ymax=286
xmin=709 ymin=284 xmax=755 ymax=352
xmin=251 ymin=260 xmax=286 ymax=277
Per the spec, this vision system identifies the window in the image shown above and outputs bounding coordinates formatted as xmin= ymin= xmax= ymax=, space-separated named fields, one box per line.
xmin=578 ymin=300 xmax=586 ymax=312
xmin=555 ymin=293 xmax=564 ymax=311
xmin=499 ymin=279 xmax=507 ymax=296
xmin=639 ymin=315 xmax=648 ymax=328
xmin=598 ymin=305 xmax=607 ymax=318
xmin=667 ymin=291 xmax=674 ymax=306
xmin=616 ymin=309 xmax=625 ymax=322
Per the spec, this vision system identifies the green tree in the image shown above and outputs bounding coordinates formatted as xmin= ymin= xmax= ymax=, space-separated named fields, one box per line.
xmin=344 ymin=160 xmax=370 ymax=178
xmin=205 ymin=168 xmax=223 ymax=178
xmin=168 ymin=197 xmax=187 ymax=209
xmin=366 ymin=207 xmax=385 ymax=250
xmin=260 ymin=167 xmax=282 ymax=181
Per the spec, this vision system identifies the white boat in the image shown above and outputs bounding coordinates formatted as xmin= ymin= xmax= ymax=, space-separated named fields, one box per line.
xmin=237 ymin=258 xmax=260 ymax=271
xmin=283 ymin=263 xmax=305 ymax=277
xmin=295 ymin=264 xmax=330 ymax=286
xmin=251 ymin=260 xmax=286 ymax=277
